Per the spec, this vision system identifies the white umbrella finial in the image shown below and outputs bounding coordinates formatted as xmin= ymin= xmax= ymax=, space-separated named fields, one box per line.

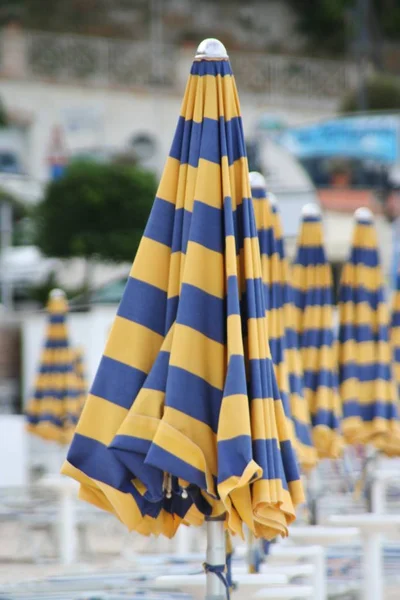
xmin=249 ymin=171 xmax=266 ymax=188
xmin=268 ymin=192 xmax=278 ymax=206
xmin=195 ymin=38 xmax=228 ymax=59
xmin=302 ymin=203 xmax=321 ymax=218
xmin=354 ymin=207 xmax=373 ymax=221
xmin=49 ymin=288 xmax=66 ymax=299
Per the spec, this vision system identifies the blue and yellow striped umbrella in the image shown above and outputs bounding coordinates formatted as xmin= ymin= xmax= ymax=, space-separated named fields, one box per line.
xmin=26 ymin=289 xmax=84 ymax=445
xmin=392 ymin=269 xmax=400 ymax=399
xmin=250 ymin=173 xmax=316 ymax=470
xmin=62 ymin=39 xmax=304 ymax=540
xmin=291 ymin=204 xmax=342 ymax=459
xmin=338 ymin=207 xmax=400 ymax=448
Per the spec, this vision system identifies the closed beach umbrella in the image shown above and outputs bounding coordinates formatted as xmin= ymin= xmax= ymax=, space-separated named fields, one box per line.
xmin=26 ymin=289 xmax=84 ymax=445
xmin=338 ymin=207 xmax=400 ymax=449
xmin=393 ymin=270 xmax=400 ymax=398
xmin=62 ymin=39 xmax=304 ymax=542
xmin=250 ymin=172 xmax=316 ymax=470
xmin=291 ymin=204 xmax=342 ymax=459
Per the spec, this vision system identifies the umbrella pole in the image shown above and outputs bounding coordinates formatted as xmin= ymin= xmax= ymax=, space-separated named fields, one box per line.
xmin=205 ymin=515 xmax=227 ymax=600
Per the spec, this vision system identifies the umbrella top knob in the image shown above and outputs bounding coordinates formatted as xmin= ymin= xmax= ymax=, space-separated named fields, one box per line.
xmin=195 ymin=38 xmax=228 ymax=59
xmin=49 ymin=288 xmax=66 ymax=299
xmin=354 ymin=207 xmax=373 ymax=221
xmin=302 ymin=203 xmax=321 ymax=217
xmin=249 ymin=171 xmax=266 ymax=188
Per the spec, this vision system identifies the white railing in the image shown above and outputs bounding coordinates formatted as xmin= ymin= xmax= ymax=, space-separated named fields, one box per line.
xmin=0 ymin=29 xmax=357 ymax=101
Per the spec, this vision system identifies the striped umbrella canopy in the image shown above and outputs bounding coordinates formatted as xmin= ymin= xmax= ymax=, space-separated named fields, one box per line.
xmin=338 ymin=207 xmax=400 ymax=449
xmin=26 ymin=289 xmax=84 ymax=445
xmin=291 ymin=204 xmax=342 ymax=459
xmin=62 ymin=39 xmax=304 ymax=540
xmin=250 ymin=172 xmax=316 ymax=470
xmin=392 ymin=269 xmax=400 ymax=399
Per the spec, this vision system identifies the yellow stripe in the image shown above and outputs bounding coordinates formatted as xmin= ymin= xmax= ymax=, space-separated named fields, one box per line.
xmin=301 ymin=345 xmax=338 ymax=371
xmin=339 ymin=340 xmax=391 ymax=364
xmin=296 ymin=221 xmax=324 ymax=247
xmin=218 ymin=394 xmax=252 ymax=441
xmin=340 ymin=264 xmax=383 ymax=289
xmin=352 ymin=222 xmax=379 ymax=249
xmin=130 ymin=237 xmax=171 ymax=292
xmin=292 ymin=305 xmax=335 ymax=332
xmin=26 ymin=398 xmax=82 ymax=416
xmin=341 ymin=379 xmax=396 ymax=403
xmin=339 ymin=301 xmax=389 ymax=328
xmin=104 ymin=316 xmax=164 ymax=375
xmin=77 ymin=395 xmax=128 ymax=445
xmin=227 ymin=315 xmax=245 ymax=356
xmin=183 ymin=242 xmax=225 ymax=299
xmin=291 ymin=265 xmax=333 ymax=289
xmin=169 ymin=323 xmax=225 ymax=390
xmin=181 ymin=72 xmax=240 ymax=122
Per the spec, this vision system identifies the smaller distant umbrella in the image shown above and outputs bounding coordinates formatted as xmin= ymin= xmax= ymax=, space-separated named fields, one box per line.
xmin=26 ymin=289 xmax=84 ymax=445
xmin=291 ymin=203 xmax=342 ymax=459
xmin=250 ymin=173 xmax=316 ymax=470
xmin=268 ymin=195 xmax=317 ymax=469
xmin=338 ymin=208 xmax=400 ymax=449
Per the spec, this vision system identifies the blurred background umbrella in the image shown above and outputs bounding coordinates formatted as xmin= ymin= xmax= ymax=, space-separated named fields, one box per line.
xmin=62 ymin=37 xmax=304 ymax=557
xmin=338 ymin=207 xmax=400 ymax=453
xmin=392 ymin=269 xmax=400 ymax=399
xmin=250 ymin=172 xmax=316 ymax=471
xmin=25 ymin=289 xmax=84 ymax=445
xmin=291 ymin=204 xmax=342 ymax=459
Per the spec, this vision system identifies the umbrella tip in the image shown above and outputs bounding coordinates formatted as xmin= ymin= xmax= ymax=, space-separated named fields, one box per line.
xmin=49 ymin=288 xmax=66 ymax=299
xmin=354 ymin=207 xmax=373 ymax=222
xmin=195 ymin=38 xmax=228 ymax=59
xmin=249 ymin=171 xmax=266 ymax=189
xmin=301 ymin=203 xmax=321 ymax=218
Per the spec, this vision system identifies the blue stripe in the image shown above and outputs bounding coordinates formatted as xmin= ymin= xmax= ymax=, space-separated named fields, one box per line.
xmin=269 ymin=337 xmax=285 ymax=366
xmin=247 ymin=357 xmax=282 ymax=402
xmin=288 ymin=372 xmax=305 ymax=397
xmin=176 ymin=283 xmax=225 ymax=344
xmin=49 ymin=314 xmax=65 ymax=324
xmin=339 ymin=363 xmax=392 ymax=383
xmin=258 ymin=228 xmax=276 ymax=256
xmin=349 ymin=247 xmax=380 ymax=268
xmin=144 ymin=197 xmax=175 ymax=248
xmin=44 ymin=339 xmax=69 ymax=349
xmin=339 ymin=285 xmax=385 ymax=309
xmin=294 ymin=246 xmax=327 ymax=266
xmin=143 ymin=350 xmax=169 ymax=393
xmin=190 ymin=201 xmax=224 ymax=253
xmin=343 ymin=401 xmax=398 ymax=422
xmin=166 ymin=365 xmax=223 ymax=433
xmin=190 ymin=59 xmax=232 ymax=77
xmin=394 ymin=348 xmax=400 ymax=362
xmin=91 ymin=356 xmax=147 ymax=410
xmin=392 ymin=312 xmax=400 ymax=328
xmin=302 ymin=216 xmax=321 ymax=224
xmin=67 ymin=434 xmax=160 ymax=514
xmin=251 ymin=188 xmax=267 ymax=199
xmin=39 ymin=363 xmax=73 ymax=374
xmin=292 ymin=418 xmax=314 ymax=448
xmin=292 ymin=288 xmax=333 ymax=310
xmin=299 ymin=329 xmax=336 ymax=348
xmin=171 ymin=207 xmax=191 ymax=254
xmin=311 ymin=408 xmax=341 ymax=431
xmin=243 ymin=277 xmax=269 ymax=319
xmin=339 ymin=324 xmax=389 ymax=344
xmin=170 ymin=116 xmax=246 ymax=167
xmin=34 ymin=389 xmax=81 ymax=400
xmin=146 ymin=442 xmax=208 ymax=491
xmin=118 ymin=277 xmax=167 ymax=336
xmin=303 ymin=369 xmax=337 ymax=392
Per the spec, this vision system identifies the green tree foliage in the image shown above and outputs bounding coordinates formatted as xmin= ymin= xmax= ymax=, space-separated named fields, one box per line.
xmin=35 ymin=161 xmax=157 ymax=263
xmin=341 ymin=74 xmax=400 ymax=112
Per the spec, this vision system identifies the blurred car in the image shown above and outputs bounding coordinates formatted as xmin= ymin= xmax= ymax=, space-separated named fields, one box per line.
xmin=0 ymin=246 xmax=61 ymax=292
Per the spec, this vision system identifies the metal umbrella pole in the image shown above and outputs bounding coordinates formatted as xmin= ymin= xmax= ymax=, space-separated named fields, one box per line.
xmin=205 ymin=515 xmax=227 ymax=600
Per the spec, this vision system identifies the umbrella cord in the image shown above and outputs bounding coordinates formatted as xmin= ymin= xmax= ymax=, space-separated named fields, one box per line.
xmin=203 ymin=562 xmax=231 ymax=600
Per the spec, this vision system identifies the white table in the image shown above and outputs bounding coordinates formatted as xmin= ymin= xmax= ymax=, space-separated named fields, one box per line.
xmin=329 ymin=513 xmax=400 ymax=600
xmin=371 ymin=468 xmax=400 ymax=513
xmin=39 ymin=474 xmax=79 ymax=565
